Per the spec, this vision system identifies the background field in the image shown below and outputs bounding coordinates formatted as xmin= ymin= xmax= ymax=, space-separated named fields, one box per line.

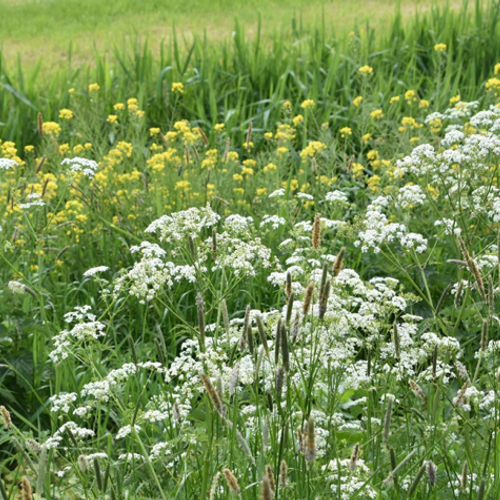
xmin=0 ymin=0 xmax=462 ymax=67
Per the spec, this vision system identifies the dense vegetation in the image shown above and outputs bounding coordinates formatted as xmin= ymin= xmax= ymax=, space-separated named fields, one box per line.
xmin=2 ymin=1 xmax=500 ymax=499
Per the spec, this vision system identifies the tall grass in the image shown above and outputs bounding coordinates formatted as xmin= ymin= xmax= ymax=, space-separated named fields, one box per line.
xmin=1 ymin=1 xmax=500 ymax=150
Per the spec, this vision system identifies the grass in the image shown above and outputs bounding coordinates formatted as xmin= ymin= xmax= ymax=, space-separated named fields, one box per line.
xmin=0 ymin=0 xmax=462 ymax=67
xmin=2 ymin=0 xmax=500 ymax=498
xmin=2 ymin=1 xmax=500 ymax=152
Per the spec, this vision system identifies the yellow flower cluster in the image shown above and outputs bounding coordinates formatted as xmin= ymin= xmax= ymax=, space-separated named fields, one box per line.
xmin=359 ymin=65 xmax=373 ymax=75
xmin=300 ymin=141 xmax=326 ymax=161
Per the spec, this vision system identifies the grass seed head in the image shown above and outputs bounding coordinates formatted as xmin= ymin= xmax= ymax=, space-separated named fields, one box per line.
xmin=302 ymin=283 xmax=314 ymax=315
xmin=265 ymin=464 xmax=276 ymax=492
xmin=305 ymin=415 xmax=316 ymax=462
xmin=200 ymin=373 xmax=224 ymax=416
xmin=78 ymin=454 xmax=89 ymax=473
xmin=209 ymin=472 xmax=221 ymax=500
xmin=222 ymin=468 xmax=240 ymax=495
xmin=332 ymin=246 xmax=346 ymax=276
xmin=261 ymin=475 xmax=273 ymax=500
xmin=426 ymin=460 xmax=437 ymax=486
xmin=256 ymin=314 xmax=270 ymax=359
xmin=280 ymin=459 xmax=288 ymax=488
xmin=21 ymin=477 xmax=32 ymax=500
xmin=350 ymin=443 xmax=360 ymax=471
xmin=286 ymin=271 xmax=292 ymax=296
xmin=0 ymin=406 xmax=11 ymax=429
xmin=460 ymin=462 xmax=468 ymax=491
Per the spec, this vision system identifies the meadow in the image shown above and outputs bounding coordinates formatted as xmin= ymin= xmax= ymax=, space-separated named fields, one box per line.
xmin=2 ymin=0 xmax=500 ymax=499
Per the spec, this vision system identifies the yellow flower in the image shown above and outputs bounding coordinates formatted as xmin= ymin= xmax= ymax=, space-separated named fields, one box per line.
xmin=434 ymin=43 xmax=447 ymax=52
xmin=486 ymin=78 xmax=500 ymax=94
xmin=233 ymin=173 xmax=243 ymax=182
xmin=59 ymin=143 xmax=70 ymax=154
xmin=42 ymin=122 xmax=61 ymax=136
xmin=352 ymin=163 xmax=364 ymax=178
xmin=359 ymin=65 xmax=373 ymax=75
xmin=264 ymin=132 xmax=273 ymax=140
xmin=419 ymin=99 xmax=430 ymax=109
xmin=362 ymin=133 xmax=372 ymax=144
xmin=277 ymin=147 xmax=289 ymax=157
xmin=348 ymin=31 xmax=355 ymax=38
xmin=84 ymin=143 xmax=92 ymax=150
xmin=495 ymin=63 xmax=500 ymax=75
xmin=243 ymin=141 xmax=254 ymax=152
xmin=135 ymin=110 xmax=145 ymax=118
xmin=172 ymin=82 xmax=184 ymax=93
xmin=107 ymin=115 xmax=118 ymax=124
xmin=370 ymin=109 xmax=384 ymax=120
xmin=390 ymin=96 xmax=400 ymax=104
xmin=353 ymin=96 xmax=363 ymax=107
xmin=428 ymin=117 xmax=442 ymax=134
xmin=73 ymin=144 xmax=84 ymax=154
xmin=293 ymin=114 xmax=304 ymax=126
xmin=282 ymin=100 xmax=292 ymax=111
xmin=449 ymin=95 xmax=461 ymax=105
xmin=24 ymin=145 xmax=34 ymax=153
xmin=214 ymin=123 xmax=225 ymax=132
xmin=263 ymin=162 xmax=277 ymax=172
xmin=150 ymin=127 xmax=161 ymax=136
xmin=68 ymin=88 xmax=74 ymax=94
xmin=300 ymin=99 xmax=316 ymax=110
xmin=88 ymin=83 xmax=100 ymax=92
xmin=59 ymin=108 xmax=73 ymax=120
xmin=410 ymin=137 xmax=420 ymax=143
xmin=405 ymin=89 xmax=417 ymax=103
xmin=400 ymin=116 xmax=420 ymax=132
xmin=300 ymin=141 xmax=326 ymax=161
xmin=175 ymin=180 xmax=191 ymax=191
xmin=234 ymin=187 xmax=245 ymax=195
xmin=114 ymin=103 xmax=125 ymax=111
xmin=367 ymin=174 xmax=381 ymax=193
xmin=225 ymin=151 xmax=239 ymax=162
xmin=340 ymin=127 xmax=352 ymax=138
xmin=256 ymin=187 xmax=267 ymax=196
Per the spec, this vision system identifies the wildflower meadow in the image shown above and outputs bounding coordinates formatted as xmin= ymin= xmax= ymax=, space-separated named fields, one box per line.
xmin=2 ymin=1 xmax=500 ymax=499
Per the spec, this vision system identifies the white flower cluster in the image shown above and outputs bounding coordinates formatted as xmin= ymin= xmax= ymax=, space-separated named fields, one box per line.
xmin=355 ymin=197 xmax=427 ymax=254
xmin=20 ymin=193 xmax=45 ymax=210
xmin=62 ymin=157 xmax=98 ymax=178
xmin=145 ymin=205 xmax=220 ymax=244
xmin=0 ymin=158 xmax=18 ymax=170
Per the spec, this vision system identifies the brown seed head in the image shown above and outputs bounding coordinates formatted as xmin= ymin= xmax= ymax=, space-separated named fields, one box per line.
xmin=200 ymin=373 xmax=224 ymax=415
xmin=222 ymin=468 xmax=240 ymax=495
xmin=280 ymin=459 xmax=288 ymax=488
xmin=333 ymin=246 xmax=346 ymax=277
xmin=305 ymin=415 xmax=316 ymax=462
xmin=21 ymin=476 xmax=32 ymax=500
xmin=302 ymin=283 xmax=314 ymax=315
xmin=265 ymin=464 xmax=276 ymax=492
xmin=261 ymin=475 xmax=273 ymax=500
xmin=0 ymin=406 xmax=11 ymax=429
xmin=312 ymin=213 xmax=321 ymax=249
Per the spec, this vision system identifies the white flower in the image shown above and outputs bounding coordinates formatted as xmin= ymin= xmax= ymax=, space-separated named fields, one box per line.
xmin=116 ymin=424 xmax=142 ymax=439
xmin=0 ymin=158 xmax=18 ymax=170
xmin=83 ymin=266 xmax=109 ymax=277
xmin=269 ymin=188 xmax=285 ymax=198
xmin=325 ymin=190 xmax=348 ymax=203
xmin=62 ymin=157 xmax=98 ymax=178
